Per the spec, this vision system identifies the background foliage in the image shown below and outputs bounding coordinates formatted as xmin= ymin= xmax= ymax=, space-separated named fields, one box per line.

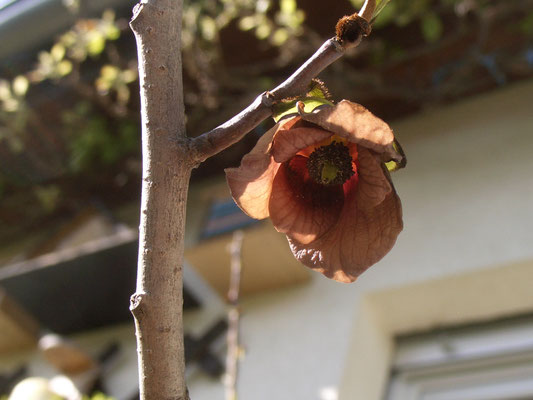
xmin=0 ymin=0 xmax=532 ymax=255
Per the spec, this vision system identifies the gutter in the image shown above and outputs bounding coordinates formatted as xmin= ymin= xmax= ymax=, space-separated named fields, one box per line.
xmin=0 ymin=0 xmax=134 ymax=59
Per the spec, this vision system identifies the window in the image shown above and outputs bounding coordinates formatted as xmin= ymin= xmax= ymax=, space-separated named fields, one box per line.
xmin=386 ymin=316 xmax=533 ymax=400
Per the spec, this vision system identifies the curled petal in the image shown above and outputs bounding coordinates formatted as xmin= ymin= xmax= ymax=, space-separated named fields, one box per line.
xmin=272 ymin=121 xmax=332 ymax=163
xmin=225 ymin=124 xmax=280 ymax=219
xmin=301 ymin=100 xmax=401 ymax=163
xmin=355 ymin=147 xmax=392 ymax=210
xmin=268 ymin=159 xmax=343 ymax=244
xmin=288 ymin=188 xmax=403 ymax=283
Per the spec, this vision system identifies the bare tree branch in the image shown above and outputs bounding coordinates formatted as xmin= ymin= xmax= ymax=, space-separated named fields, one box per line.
xmin=359 ymin=0 xmax=377 ymax=21
xmin=190 ymin=0 xmax=377 ymax=163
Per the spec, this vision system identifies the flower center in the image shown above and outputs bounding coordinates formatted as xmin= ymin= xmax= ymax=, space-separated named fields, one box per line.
xmin=307 ymin=141 xmax=355 ymax=185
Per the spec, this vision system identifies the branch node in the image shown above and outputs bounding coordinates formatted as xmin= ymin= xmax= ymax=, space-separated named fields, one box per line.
xmin=130 ymin=3 xmax=145 ymax=31
xmin=262 ymin=91 xmax=274 ymax=107
xmin=296 ymin=101 xmax=308 ymax=116
xmin=130 ymin=292 xmax=148 ymax=318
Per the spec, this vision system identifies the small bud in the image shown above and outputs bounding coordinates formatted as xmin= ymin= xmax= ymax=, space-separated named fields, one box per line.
xmin=335 ymin=14 xmax=371 ymax=48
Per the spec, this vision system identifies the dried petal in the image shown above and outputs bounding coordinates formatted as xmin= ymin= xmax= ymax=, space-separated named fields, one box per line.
xmin=272 ymin=119 xmax=332 ymax=163
xmin=287 ymin=147 xmax=401 ymax=282
xmin=225 ymin=124 xmax=280 ymax=219
xmin=355 ymin=147 xmax=392 ymax=210
xmin=268 ymin=158 xmax=343 ymax=244
xmin=301 ymin=100 xmax=401 ymax=163
xmin=225 ymin=100 xmax=405 ymax=284
xmin=288 ymin=185 xmax=403 ymax=283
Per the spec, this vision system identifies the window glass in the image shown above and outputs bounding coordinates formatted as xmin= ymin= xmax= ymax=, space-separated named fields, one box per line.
xmin=386 ymin=316 xmax=533 ymax=400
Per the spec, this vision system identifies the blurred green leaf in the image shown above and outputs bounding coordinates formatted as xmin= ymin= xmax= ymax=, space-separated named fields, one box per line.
xmin=519 ymin=11 xmax=533 ymax=35
xmin=83 ymin=393 xmax=115 ymax=400
xmin=385 ymin=140 xmax=406 ymax=172
xmin=239 ymin=15 xmax=257 ymax=30
xmin=272 ymin=28 xmax=289 ymax=45
xmin=95 ymin=65 xmax=137 ymax=105
xmin=34 ymin=185 xmax=61 ymax=213
xmin=51 ymin=43 xmax=66 ymax=60
xmin=372 ymin=0 xmax=393 ymax=22
xmin=0 ymin=80 xmax=11 ymax=101
xmin=58 ymin=60 xmax=73 ymax=76
xmin=87 ymin=33 xmax=106 ymax=56
xmin=273 ymin=97 xmax=333 ymax=123
xmin=256 ymin=22 xmax=272 ymax=40
xmin=372 ymin=1 xmax=396 ymax=28
xmin=33 ymin=43 xmax=72 ymax=81
xmin=66 ymin=103 xmax=139 ymax=172
xmin=12 ymin=76 xmax=29 ymax=97
xmin=200 ymin=16 xmax=217 ymax=40
xmin=273 ymin=79 xmax=333 ymax=122
xmin=421 ymin=12 xmax=443 ymax=43
xmin=280 ymin=0 xmax=297 ymax=14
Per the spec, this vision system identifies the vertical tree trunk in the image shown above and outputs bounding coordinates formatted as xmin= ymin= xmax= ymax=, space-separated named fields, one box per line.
xmin=130 ymin=1 xmax=192 ymax=399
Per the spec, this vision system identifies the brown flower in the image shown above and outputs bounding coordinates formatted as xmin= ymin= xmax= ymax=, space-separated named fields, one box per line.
xmin=225 ymin=100 xmax=404 ymax=283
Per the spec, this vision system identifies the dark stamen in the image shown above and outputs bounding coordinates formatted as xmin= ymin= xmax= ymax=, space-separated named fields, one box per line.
xmin=307 ymin=141 xmax=355 ymax=185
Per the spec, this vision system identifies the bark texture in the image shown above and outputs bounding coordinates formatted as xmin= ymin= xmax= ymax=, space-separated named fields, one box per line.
xmin=130 ymin=1 xmax=192 ymax=399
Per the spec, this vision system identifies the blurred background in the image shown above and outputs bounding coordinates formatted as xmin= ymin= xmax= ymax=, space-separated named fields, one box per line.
xmin=1 ymin=0 xmax=533 ymax=399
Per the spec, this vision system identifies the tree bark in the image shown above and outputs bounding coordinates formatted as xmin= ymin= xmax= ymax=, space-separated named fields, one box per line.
xmin=130 ymin=1 xmax=192 ymax=399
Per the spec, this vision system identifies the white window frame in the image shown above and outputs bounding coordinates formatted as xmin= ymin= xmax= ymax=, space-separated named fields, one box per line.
xmin=386 ymin=317 xmax=533 ymax=400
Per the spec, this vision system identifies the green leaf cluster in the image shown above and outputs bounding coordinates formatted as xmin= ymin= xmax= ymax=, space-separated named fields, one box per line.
xmin=365 ymin=0 xmax=456 ymax=43
xmin=272 ymin=80 xmax=334 ymax=122
xmin=63 ymin=103 xmax=138 ymax=173
xmin=182 ymin=0 xmax=305 ymax=49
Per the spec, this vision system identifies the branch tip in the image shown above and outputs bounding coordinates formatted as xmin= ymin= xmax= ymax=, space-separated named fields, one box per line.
xmin=262 ymin=92 xmax=274 ymax=107
xmin=359 ymin=0 xmax=377 ymax=22
xmin=130 ymin=292 xmax=147 ymax=317
xmin=336 ymin=14 xmax=371 ymax=48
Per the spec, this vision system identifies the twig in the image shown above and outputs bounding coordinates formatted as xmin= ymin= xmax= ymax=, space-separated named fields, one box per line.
xmin=359 ymin=0 xmax=376 ymax=21
xmin=190 ymin=0 xmax=377 ymax=163
xmin=224 ymin=230 xmax=244 ymax=400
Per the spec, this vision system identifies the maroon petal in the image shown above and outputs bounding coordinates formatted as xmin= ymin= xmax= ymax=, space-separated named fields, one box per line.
xmin=268 ymin=157 xmax=343 ymax=245
xmin=356 ymin=147 xmax=392 ymax=210
xmin=225 ymin=124 xmax=280 ymax=219
xmin=300 ymin=100 xmax=402 ymax=163
xmin=288 ymin=149 xmax=402 ymax=283
xmin=272 ymin=123 xmax=332 ymax=163
xmin=289 ymin=190 xmax=402 ymax=282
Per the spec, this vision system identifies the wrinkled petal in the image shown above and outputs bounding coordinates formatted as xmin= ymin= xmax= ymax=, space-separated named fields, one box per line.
xmin=225 ymin=124 xmax=281 ymax=219
xmin=272 ymin=120 xmax=332 ymax=163
xmin=288 ymin=186 xmax=403 ymax=283
xmin=226 ymin=102 xmax=405 ymax=284
xmin=268 ymin=158 xmax=343 ymax=244
xmin=287 ymin=150 xmax=401 ymax=283
xmin=301 ymin=100 xmax=402 ymax=163
xmin=356 ymin=147 xmax=392 ymax=210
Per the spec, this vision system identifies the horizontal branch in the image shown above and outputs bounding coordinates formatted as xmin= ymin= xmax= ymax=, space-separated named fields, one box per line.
xmin=189 ymin=0 xmax=376 ymax=163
